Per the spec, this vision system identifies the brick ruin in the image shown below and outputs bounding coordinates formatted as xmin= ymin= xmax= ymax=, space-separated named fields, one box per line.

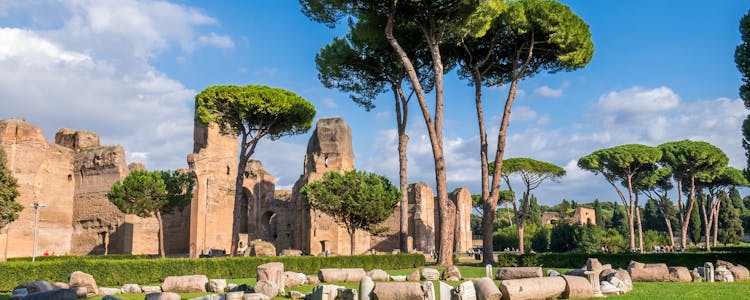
xmin=190 ymin=117 xmax=473 ymax=256
xmin=0 ymin=119 xmax=189 ymax=259
xmin=0 ymin=117 xmax=472 ymax=258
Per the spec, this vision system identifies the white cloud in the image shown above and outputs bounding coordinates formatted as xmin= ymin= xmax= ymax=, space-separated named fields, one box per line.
xmin=509 ymin=106 xmax=538 ymax=123
xmin=534 ymin=85 xmax=564 ymax=98
xmin=0 ymin=0 xmax=231 ymax=170
xmin=596 ymin=86 xmax=680 ymax=115
xmin=375 ymin=111 xmax=391 ymax=121
xmin=197 ymin=32 xmax=235 ymax=49
xmin=322 ymin=98 xmax=338 ymax=109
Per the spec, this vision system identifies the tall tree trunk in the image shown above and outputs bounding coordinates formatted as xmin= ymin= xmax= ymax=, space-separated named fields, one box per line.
xmin=232 ymin=133 xmax=260 ymax=256
xmin=678 ymin=179 xmax=691 ymax=249
xmin=700 ymin=200 xmax=711 ymax=251
xmin=393 ymin=86 xmax=410 ymax=253
xmin=156 ymin=210 xmax=165 ymax=258
xmin=472 ymin=72 xmax=494 ymax=264
xmin=626 ymin=177 xmax=636 ymax=251
xmin=712 ymin=199 xmax=721 ymax=247
xmin=350 ymin=228 xmax=356 ymax=256
xmin=385 ymin=3 xmax=453 ymax=265
xmin=635 ymin=196 xmax=644 ymax=253
xmin=657 ymin=196 xmax=675 ymax=246
xmin=665 ymin=217 xmax=676 ymax=247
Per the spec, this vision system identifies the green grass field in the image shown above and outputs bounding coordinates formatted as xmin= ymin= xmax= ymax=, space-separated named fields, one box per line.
xmin=2 ymin=266 xmax=749 ymax=300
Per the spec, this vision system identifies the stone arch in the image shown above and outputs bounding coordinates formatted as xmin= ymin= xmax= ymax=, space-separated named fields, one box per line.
xmin=261 ymin=210 xmax=278 ymax=241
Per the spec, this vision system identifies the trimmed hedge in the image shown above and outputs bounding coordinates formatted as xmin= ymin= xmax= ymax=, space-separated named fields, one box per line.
xmin=7 ymin=254 xmax=153 ymax=262
xmin=497 ymin=252 xmax=750 ymax=270
xmin=0 ymin=254 xmax=424 ymax=291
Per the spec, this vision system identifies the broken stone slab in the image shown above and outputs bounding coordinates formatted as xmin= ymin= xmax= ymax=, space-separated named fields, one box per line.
xmin=366 ymin=269 xmax=389 ymax=281
xmin=15 ymin=281 xmax=54 ymax=294
xmin=608 ymin=277 xmax=632 ymax=294
xmin=599 ymin=281 xmax=620 ymax=296
xmin=318 ymin=268 xmax=366 ymax=283
xmin=288 ymin=291 xmax=306 ymax=300
xmin=704 ymin=262 xmax=715 ymax=282
xmin=422 ymin=268 xmax=440 ymax=281
xmin=423 ymin=281 xmax=436 ymax=300
xmin=599 ymin=268 xmax=616 ymax=281
xmin=52 ymin=282 xmax=70 ymax=290
xmin=407 ymin=270 xmax=421 ymax=281
xmin=716 ymin=266 xmax=735 ymax=282
xmin=254 ymin=280 xmax=280 ymax=298
xmin=547 ymin=270 xmax=561 ymax=277
xmin=439 ymin=281 xmax=453 ymax=300
xmin=69 ymin=271 xmax=99 ymax=296
xmin=627 ymin=261 xmax=669 ymax=282
xmin=389 ymin=275 xmax=406 ymax=282
xmin=25 ymin=289 xmax=78 ymax=300
xmin=473 ymin=277 xmax=501 ymax=300
xmin=453 ymin=281 xmax=477 ymax=300
xmin=280 ymin=249 xmax=303 ymax=256
xmin=284 ymin=271 xmax=307 ymax=287
xmin=499 ymin=276 xmax=566 ymax=300
xmin=337 ymin=287 xmax=358 ymax=300
xmin=145 ymin=292 xmax=181 ymax=300
xmin=495 ymin=267 xmax=542 ymax=280
xmin=73 ymin=286 xmax=87 ymax=298
xmin=250 ymin=240 xmax=277 ymax=257
xmin=690 ymin=269 xmax=702 ymax=282
xmin=121 ymin=284 xmax=141 ymax=294
xmin=226 ymin=283 xmax=239 ymax=292
xmin=161 ymin=275 xmax=208 ymax=293
xmin=306 ymin=275 xmax=320 ymax=285
xmin=257 ymin=262 xmax=285 ymax=289
xmin=485 ymin=265 xmax=493 ymax=279
xmin=99 ymin=288 xmax=121 ymax=295
xmin=728 ymin=264 xmax=749 ymax=281
xmin=668 ymin=267 xmax=692 ymax=282
xmin=309 ymin=284 xmax=346 ymax=300
xmin=442 ymin=265 xmax=462 ymax=281
xmin=359 ymin=276 xmax=374 ymax=300
xmin=225 ymin=291 xmax=244 ymax=300
xmin=207 ymin=279 xmax=227 ymax=293
xmin=241 ymin=294 xmax=270 ymax=300
xmin=141 ymin=286 xmax=162 ymax=294
xmin=371 ymin=282 xmax=424 ymax=300
xmin=585 ymin=258 xmax=602 ymax=272
xmin=561 ymin=275 xmax=594 ymax=299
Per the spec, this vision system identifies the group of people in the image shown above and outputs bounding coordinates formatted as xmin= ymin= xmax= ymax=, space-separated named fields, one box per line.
xmin=653 ymin=245 xmax=684 ymax=253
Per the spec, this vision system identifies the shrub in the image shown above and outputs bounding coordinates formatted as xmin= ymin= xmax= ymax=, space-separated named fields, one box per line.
xmin=0 ymin=254 xmax=425 ymax=291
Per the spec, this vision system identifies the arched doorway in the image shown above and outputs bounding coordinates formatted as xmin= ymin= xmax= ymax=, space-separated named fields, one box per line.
xmin=261 ymin=211 xmax=278 ymax=241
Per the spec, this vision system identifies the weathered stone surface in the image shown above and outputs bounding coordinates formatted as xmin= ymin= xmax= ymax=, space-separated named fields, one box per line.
xmin=226 ymin=283 xmax=239 ymax=292
xmin=241 ymin=294 xmax=270 ymax=300
xmin=69 ymin=271 xmax=99 ymax=296
xmin=443 ymin=265 xmax=462 ymax=281
xmin=52 ymin=282 xmax=70 ymax=290
xmin=546 ymin=270 xmax=561 ymax=277
xmin=280 ymin=249 xmax=302 ymax=256
xmin=668 ymin=267 xmax=692 ymax=282
xmin=121 ymin=284 xmax=141 ymax=294
xmin=337 ymin=288 xmax=358 ymax=300
xmin=161 ymin=275 xmax=208 ymax=293
xmin=585 ymin=258 xmax=602 ymax=272
xmin=562 ymin=275 xmax=593 ymax=299
xmin=225 ymin=291 xmax=244 ymax=300
xmin=284 ymin=272 xmax=307 ymax=287
xmin=250 ymin=240 xmax=277 ymax=257
xmin=306 ymin=275 xmax=320 ymax=285
xmin=422 ymin=268 xmax=440 ymax=281
xmin=450 ymin=188 xmax=473 ymax=254
xmin=309 ymin=284 xmax=346 ymax=300
xmin=25 ymin=289 xmax=78 ymax=300
xmin=605 ymin=269 xmax=632 ymax=293
xmin=407 ymin=270 xmax=420 ymax=281
xmin=495 ymin=267 xmax=542 ymax=280
xmin=99 ymin=288 xmax=120 ymax=295
xmin=141 ymin=286 xmax=161 ymax=294
xmin=372 ymin=282 xmax=424 ymax=300
xmin=690 ymin=269 xmax=702 ymax=282
xmin=423 ymin=281 xmax=436 ymax=300
xmin=366 ymin=269 xmax=389 ymax=281
xmin=599 ymin=281 xmax=620 ymax=296
xmin=439 ymin=281 xmax=453 ymax=300
xmin=254 ymin=280 xmax=280 ymax=298
xmin=485 ymin=265 xmax=493 ymax=279
xmin=716 ymin=266 xmax=735 ymax=282
xmin=359 ymin=276 xmax=374 ymax=300
xmin=55 ymin=128 xmax=100 ymax=150
xmin=318 ymin=268 xmax=366 ymax=282
xmin=15 ymin=281 xmax=54 ymax=294
xmin=627 ymin=261 xmax=669 ymax=282
xmin=257 ymin=262 xmax=285 ymax=289
xmin=453 ymin=281 xmax=477 ymax=300
xmin=207 ymin=279 xmax=227 ymax=293
xmin=608 ymin=277 xmax=631 ymax=294
xmin=599 ymin=269 xmax=616 ymax=281
xmin=389 ymin=275 xmax=406 ymax=282
xmin=145 ymin=292 xmax=181 ymax=300
xmin=499 ymin=277 xmax=566 ymax=300
xmin=729 ymin=265 xmax=749 ymax=281
xmin=288 ymin=291 xmax=305 ymax=300
xmin=474 ymin=277 xmax=501 ymax=300
xmin=716 ymin=260 xmax=735 ymax=268
xmin=408 ymin=182 xmax=436 ymax=253
xmin=704 ymin=262 xmax=715 ymax=282
xmin=188 ymin=294 xmax=223 ymax=300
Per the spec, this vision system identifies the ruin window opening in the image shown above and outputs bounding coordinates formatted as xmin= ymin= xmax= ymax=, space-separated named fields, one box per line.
xmin=67 ymin=174 xmax=72 ymax=181
xmin=226 ymin=166 xmax=230 ymax=175
xmin=324 ymin=154 xmax=328 ymax=167
xmin=244 ymin=171 xmax=250 ymax=178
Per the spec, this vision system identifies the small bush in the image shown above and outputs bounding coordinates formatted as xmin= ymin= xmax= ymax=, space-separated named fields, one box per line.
xmin=0 ymin=254 xmax=425 ymax=291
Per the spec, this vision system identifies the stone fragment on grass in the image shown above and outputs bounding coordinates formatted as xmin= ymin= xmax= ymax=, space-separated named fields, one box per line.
xmin=473 ymin=277 xmax=500 ymax=300
xmin=25 ymin=289 xmax=78 ymax=300
xmin=241 ymin=294 xmax=270 ymax=300
xmin=162 ymin=275 xmax=208 ymax=293
xmin=121 ymin=284 xmax=141 ymax=294
xmin=98 ymin=288 xmax=120 ymax=295
xmin=309 ymin=284 xmax=346 ymax=300
xmin=561 ymin=275 xmax=593 ymax=299
xmin=422 ymin=268 xmax=440 ymax=281
xmin=225 ymin=291 xmax=244 ymax=300
xmin=499 ymin=276 xmax=566 ymax=300
xmin=284 ymin=271 xmax=307 ymax=287
xmin=253 ymin=280 xmax=280 ymax=298
xmin=141 ymin=286 xmax=162 ymax=294
xmin=453 ymin=281 xmax=477 ymax=300
xmin=318 ymin=268 xmax=366 ymax=283
xmin=257 ymin=262 xmax=285 ymax=289
xmin=15 ymin=281 xmax=53 ymax=294
xmin=207 ymin=279 xmax=227 ymax=293
xmin=442 ymin=266 xmax=462 ymax=281
xmin=495 ymin=267 xmax=542 ymax=280
xmin=627 ymin=261 xmax=669 ymax=282
xmin=69 ymin=271 xmax=99 ymax=296
xmin=389 ymin=275 xmax=406 ymax=282
xmin=407 ymin=270 xmax=421 ymax=281
xmin=366 ymin=269 xmax=389 ymax=281
xmin=668 ymin=267 xmax=692 ymax=282
xmin=359 ymin=276 xmax=374 ymax=300
xmin=371 ymin=282 xmax=424 ymax=300
xmin=288 ymin=291 xmax=305 ymax=300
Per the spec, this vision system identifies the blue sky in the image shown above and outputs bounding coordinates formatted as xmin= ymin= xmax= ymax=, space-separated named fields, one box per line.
xmin=1 ymin=1 xmax=749 ymax=205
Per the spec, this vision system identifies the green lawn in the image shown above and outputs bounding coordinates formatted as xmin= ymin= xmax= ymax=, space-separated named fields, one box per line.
xmin=2 ymin=266 xmax=749 ymax=300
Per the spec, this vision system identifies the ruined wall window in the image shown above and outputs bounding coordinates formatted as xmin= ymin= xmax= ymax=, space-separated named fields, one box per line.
xmin=245 ymin=171 xmax=250 ymax=179
xmin=226 ymin=166 xmax=230 ymax=175
xmin=67 ymin=174 xmax=72 ymax=181
xmin=324 ymin=154 xmax=328 ymax=167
